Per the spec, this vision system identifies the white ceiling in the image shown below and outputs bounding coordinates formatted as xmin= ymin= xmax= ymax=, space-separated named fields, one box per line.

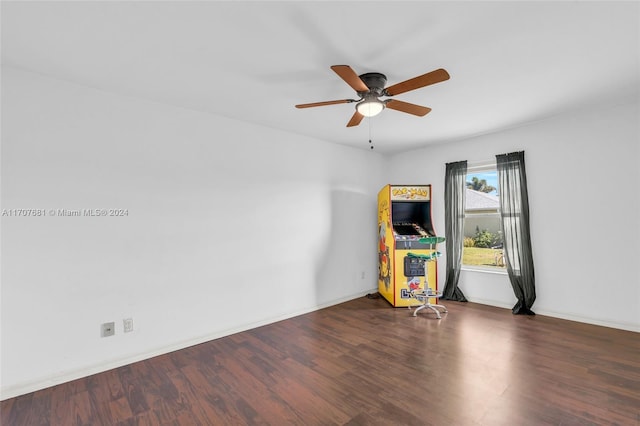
xmin=2 ymin=1 xmax=638 ymax=154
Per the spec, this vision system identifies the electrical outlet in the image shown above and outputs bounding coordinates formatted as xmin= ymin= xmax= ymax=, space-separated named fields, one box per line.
xmin=123 ymin=318 xmax=133 ymax=333
xmin=101 ymin=322 xmax=115 ymax=337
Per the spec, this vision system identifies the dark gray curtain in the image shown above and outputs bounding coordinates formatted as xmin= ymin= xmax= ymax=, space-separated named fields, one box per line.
xmin=442 ymin=161 xmax=468 ymax=302
xmin=496 ymin=151 xmax=536 ymax=315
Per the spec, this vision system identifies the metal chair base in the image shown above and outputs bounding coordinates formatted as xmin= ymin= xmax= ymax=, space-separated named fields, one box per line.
xmin=408 ymin=291 xmax=448 ymax=319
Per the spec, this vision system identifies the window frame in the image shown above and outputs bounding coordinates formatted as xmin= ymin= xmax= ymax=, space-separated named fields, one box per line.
xmin=461 ymin=161 xmax=507 ymax=274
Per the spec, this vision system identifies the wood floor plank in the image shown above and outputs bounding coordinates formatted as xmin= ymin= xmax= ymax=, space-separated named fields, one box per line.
xmin=177 ymin=364 xmax=245 ymax=425
xmin=214 ymin=345 xmax=303 ymax=424
xmin=85 ymin=373 xmax=116 ymax=425
xmin=49 ymin=384 xmax=74 ymax=425
xmin=107 ymin=397 xmax=133 ymax=424
xmin=2 ymin=297 xmax=639 ymax=425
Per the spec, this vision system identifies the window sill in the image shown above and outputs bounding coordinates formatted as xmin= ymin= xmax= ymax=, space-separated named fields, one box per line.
xmin=461 ymin=266 xmax=508 ymax=275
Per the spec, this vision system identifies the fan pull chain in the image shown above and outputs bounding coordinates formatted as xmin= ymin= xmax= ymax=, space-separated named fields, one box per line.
xmin=368 ymin=117 xmax=374 ymax=150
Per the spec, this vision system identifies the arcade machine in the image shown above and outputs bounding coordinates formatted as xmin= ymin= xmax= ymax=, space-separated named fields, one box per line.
xmin=377 ymin=184 xmax=443 ymax=307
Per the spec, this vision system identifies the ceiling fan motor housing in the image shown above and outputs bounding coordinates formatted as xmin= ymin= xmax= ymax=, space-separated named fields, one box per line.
xmin=358 ymin=72 xmax=387 ymax=96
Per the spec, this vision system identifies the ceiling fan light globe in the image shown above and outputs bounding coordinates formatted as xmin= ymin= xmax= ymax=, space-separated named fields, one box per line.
xmin=357 ymin=100 xmax=384 ymax=117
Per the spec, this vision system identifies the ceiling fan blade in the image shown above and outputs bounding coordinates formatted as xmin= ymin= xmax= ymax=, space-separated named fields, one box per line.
xmin=385 ymin=99 xmax=432 ymax=116
xmin=331 ymin=65 xmax=369 ymax=93
xmin=346 ymin=111 xmax=364 ymax=127
xmin=295 ymin=99 xmax=353 ymax=109
xmin=384 ymin=68 xmax=450 ymax=96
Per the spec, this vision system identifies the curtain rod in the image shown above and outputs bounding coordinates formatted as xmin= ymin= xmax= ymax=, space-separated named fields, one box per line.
xmin=496 ymin=150 xmax=525 ymax=157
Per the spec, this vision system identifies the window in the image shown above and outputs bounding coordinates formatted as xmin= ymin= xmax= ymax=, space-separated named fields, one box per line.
xmin=462 ymin=163 xmax=505 ymax=271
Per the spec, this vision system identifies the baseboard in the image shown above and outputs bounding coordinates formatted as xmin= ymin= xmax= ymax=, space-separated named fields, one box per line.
xmin=466 ymin=297 xmax=640 ymax=333
xmin=465 ymin=296 xmax=514 ymax=310
xmin=533 ymin=308 xmax=640 ymax=333
xmin=0 ymin=288 xmax=377 ymax=401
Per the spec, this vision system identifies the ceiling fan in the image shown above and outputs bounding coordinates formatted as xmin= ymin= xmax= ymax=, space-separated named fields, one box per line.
xmin=295 ymin=65 xmax=450 ymax=127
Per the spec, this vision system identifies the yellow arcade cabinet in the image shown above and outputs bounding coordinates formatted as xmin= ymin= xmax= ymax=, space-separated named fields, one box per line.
xmin=377 ymin=184 xmax=441 ymax=307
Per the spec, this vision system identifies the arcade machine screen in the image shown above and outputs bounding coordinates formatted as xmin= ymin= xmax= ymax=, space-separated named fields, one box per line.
xmin=391 ymin=202 xmax=435 ymax=249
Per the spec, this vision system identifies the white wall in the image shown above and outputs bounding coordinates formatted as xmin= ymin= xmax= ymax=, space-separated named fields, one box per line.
xmin=387 ymin=101 xmax=640 ymax=332
xmin=2 ymin=65 xmax=638 ymax=400
xmin=0 ymin=68 xmax=384 ymax=399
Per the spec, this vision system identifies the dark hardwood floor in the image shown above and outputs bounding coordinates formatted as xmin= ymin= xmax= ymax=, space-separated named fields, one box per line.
xmin=2 ymin=296 xmax=639 ymax=425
